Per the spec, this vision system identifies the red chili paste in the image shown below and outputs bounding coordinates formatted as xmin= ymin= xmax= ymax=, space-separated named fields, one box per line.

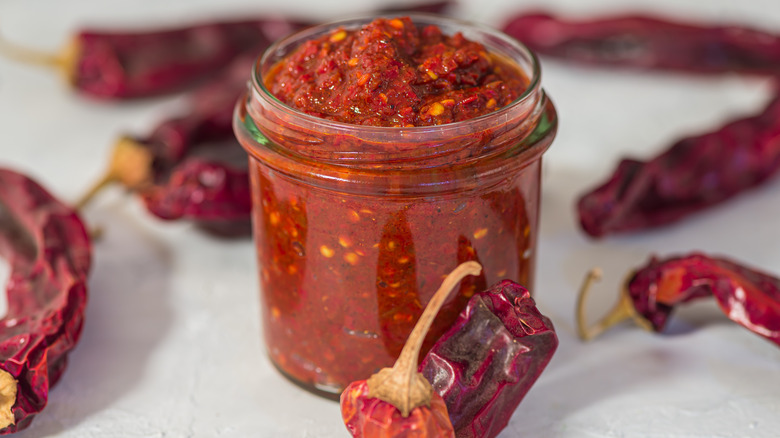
xmin=265 ymin=17 xmax=528 ymax=126
xmin=239 ymin=16 xmax=554 ymax=393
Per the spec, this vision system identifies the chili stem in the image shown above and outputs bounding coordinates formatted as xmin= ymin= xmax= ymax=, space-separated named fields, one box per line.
xmin=0 ymin=31 xmax=65 ymax=68
xmin=367 ymin=261 xmax=482 ymax=417
xmin=0 ymin=29 xmax=80 ymax=85
xmin=74 ymin=137 xmax=153 ymax=209
xmin=576 ymin=267 xmax=653 ymax=341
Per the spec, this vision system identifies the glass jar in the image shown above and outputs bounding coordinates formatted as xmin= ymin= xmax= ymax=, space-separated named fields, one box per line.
xmin=234 ymin=14 xmax=557 ymax=396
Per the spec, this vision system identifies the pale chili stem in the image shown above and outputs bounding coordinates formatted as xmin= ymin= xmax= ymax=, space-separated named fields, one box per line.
xmin=393 ymin=261 xmax=483 ymax=375
xmin=74 ymin=174 xmax=116 ymax=210
xmin=0 ymin=30 xmax=66 ymax=69
xmin=576 ymin=267 xmax=652 ymax=341
xmin=73 ymin=137 xmax=153 ymax=210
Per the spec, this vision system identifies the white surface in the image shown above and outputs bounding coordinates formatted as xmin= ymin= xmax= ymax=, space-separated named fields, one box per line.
xmin=1 ymin=0 xmax=780 ymax=437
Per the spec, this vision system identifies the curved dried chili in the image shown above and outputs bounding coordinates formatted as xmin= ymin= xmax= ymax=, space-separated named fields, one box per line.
xmin=577 ymin=90 xmax=780 ymax=237
xmin=0 ymin=18 xmax=305 ymax=99
xmin=502 ymin=12 xmax=780 ymax=75
xmin=0 ymin=2 xmax=452 ymax=99
xmin=76 ymin=53 xmax=255 ymax=236
xmin=577 ymin=253 xmax=780 ymax=346
xmin=0 ymin=168 xmax=91 ymax=433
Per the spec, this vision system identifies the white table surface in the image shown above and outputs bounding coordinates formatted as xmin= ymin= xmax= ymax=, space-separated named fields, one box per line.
xmin=2 ymin=0 xmax=780 ymax=436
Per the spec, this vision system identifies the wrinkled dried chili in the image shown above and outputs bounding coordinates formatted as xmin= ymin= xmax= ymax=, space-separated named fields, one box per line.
xmin=0 ymin=18 xmax=305 ymax=99
xmin=577 ymin=91 xmax=780 ymax=237
xmin=502 ymin=12 xmax=780 ymax=75
xmin=0 ymin=2 xmax=452 ymax=99
xmin=76 ymin=53 xmax=255 ymax=236
xmin=0 ymin=168 xmax=91 ymax=433
xmin=577 ymin=253 xmax=780 ymax=346
xmin=341 ymin=262 xmax=481 ymax=438
xmin=420 ymin=280 xmax=558 ymax=438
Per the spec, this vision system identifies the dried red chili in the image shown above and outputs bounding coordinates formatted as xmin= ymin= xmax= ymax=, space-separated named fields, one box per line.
xmin=341 ymin=262 xmax=481 ymax=438
xmin=577 ymin=253 xmax=780 ymax=346
xmin=76 ymin=53 xmax=255 ymax=236
xmin=577 ymin=91 xmax=780 ymax=237
xmin=502 ymin=12 xmax=780 ymax=75
xmin=0 ymin=18 xmax=304 ymax=99
xmin=0 ymin=2 xmax=452 ymax=99
xmin=420 ymin=279 xmax=558 ymax=438
xmin=0 ymin=168 xmax=91 ymax=433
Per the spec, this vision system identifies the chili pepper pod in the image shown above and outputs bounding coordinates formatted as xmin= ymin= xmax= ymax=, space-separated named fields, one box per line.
xmin=0 ymin=168 xmax=91 ymax=433
xmin=577 ymin=90 xmax=780 ymax=238
xmin=76 ymin=52 xmax=256 ymax=236
xmin=577 ymin=253 xmax=780 ymax=346
xmin=502 ymin=12 xmax=780 ymax=75
xmin=0 ymin=18 xmax=305 ymax=99
xmin=419 ymin=280 xmax=558 ymax=438
xmin=341 ymin=262 xmax=482 ymax=438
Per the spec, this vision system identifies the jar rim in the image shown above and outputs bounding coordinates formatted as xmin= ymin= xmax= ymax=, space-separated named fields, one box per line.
xmin=251 ymin=13 xmax=542 ymax=135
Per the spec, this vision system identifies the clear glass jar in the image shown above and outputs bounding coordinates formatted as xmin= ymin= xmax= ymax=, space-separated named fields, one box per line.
xmin=234 ymin=14 xmax=557 ymax=396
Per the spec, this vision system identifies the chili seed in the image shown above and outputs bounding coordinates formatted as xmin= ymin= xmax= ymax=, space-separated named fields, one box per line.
xmin=486 ymin=98 xmax=497 ymax=108
xmin=320 ymin=245 xmax=335 ymax=258
xmin=348 ymin=210 xmax=360 ymax=222
xmin=427 ymin=70 xmax=439 ymax=80
xmin=429 ymin=102 xmax=445 ymax=116
xmin=339 ymin=236 xmax=352 ymax=248
xmin=344 ymin=252 xmax=360 ymax=265
xmin=473 ymin=228 xmax=489 ymax=239
xmin=269 ymin=211 xmax=280 ymax=226
xmin=330 ymin=30 xmax=347 ymax=42
xmin=348 ymin=58 xmax=359 ymax=67
xmin=389 ymin=18 xmax=405 ymax=29
xmin=497 ymin=269 xmax=507 ymax=277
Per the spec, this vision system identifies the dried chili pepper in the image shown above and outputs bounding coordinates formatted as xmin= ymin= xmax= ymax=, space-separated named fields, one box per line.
xmin=341 ymin=262 xmax=482 ymax=438
xmin=577 ymin=253 xmax=780 ymax=346
xmin=502 ymin=12 xmax=780 ymax=75
xmin=75 ymin=52 xmax=255 ymax=236
xmin=577 ymin=91 xmax=780 ymax=237
xmin=0 ymin=18 xmax=305 ymax=99
xmin=0 ymin=2 xmax=452 ymax=99
xmin=0 ymin=168 xmax=91 ymax=433
xmin=420 ymin=279 xmax=558 ymax=438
